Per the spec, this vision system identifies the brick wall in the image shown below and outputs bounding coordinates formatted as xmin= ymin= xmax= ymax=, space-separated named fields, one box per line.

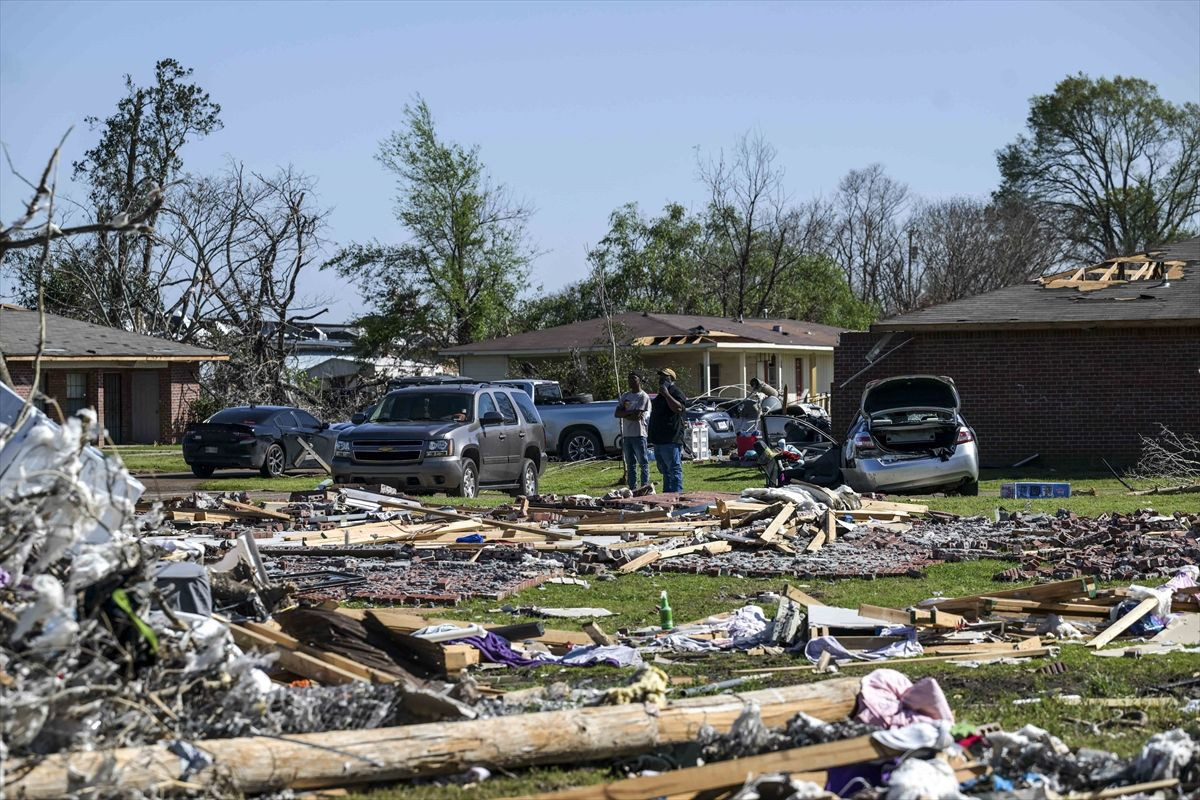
xmin=833 ymin=326 xmax=1200 ymax=469
xmin=3 ymin=361 xmax=205 ymax=444
xmin=163 ymin=362 xmax=202 ymax=441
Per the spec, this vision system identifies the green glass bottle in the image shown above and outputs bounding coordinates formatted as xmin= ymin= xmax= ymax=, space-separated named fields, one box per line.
xmin=659 ymin=590 xmax=674 ymax=630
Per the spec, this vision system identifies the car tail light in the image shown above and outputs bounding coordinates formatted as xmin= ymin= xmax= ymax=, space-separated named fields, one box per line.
xmin=853 ymin=432 xmax=875 ymax=452
xmin=956 ymin=427 xmax=973 ymax=444
xmin=233 ymin=430 xmax=256 ymax=441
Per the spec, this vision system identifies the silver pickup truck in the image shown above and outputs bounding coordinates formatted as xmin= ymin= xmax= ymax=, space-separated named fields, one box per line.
xmin=496 ymin=379 xmax=621 ymax=461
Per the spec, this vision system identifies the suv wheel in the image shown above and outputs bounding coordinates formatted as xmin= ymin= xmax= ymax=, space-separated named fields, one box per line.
xmin=191 ymin=464 xmax=215 ymax=478
xmin=260 ymin=443 xmax=286 ymax=478
xmin=959 ymin=479 xmax=979 ymax=496
xmin=561 ymin=429 xmax=601 ymax=462
xmin=454 ymin=459 xmax=479 ymax=498
xmin=510 ymin=458 xmax=538 ymax=497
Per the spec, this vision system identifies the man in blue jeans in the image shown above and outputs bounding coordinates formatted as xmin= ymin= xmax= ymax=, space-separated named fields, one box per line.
xmin=614 ymin=372 xmax=651 ymax=491
xmin=648 ymin=368 xmax=688 ymax=493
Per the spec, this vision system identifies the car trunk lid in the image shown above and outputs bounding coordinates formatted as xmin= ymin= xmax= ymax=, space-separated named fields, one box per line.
xmin=860 ymin=376 xmax=961 ymax=454
xmin=187 ymin=423 xmax=258 ymax=444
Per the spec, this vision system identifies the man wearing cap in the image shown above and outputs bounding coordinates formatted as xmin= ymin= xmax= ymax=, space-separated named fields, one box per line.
xmin=648 ymin=368 xmax=688 ymax=493
xmin=614 ymin=372 xmax=651 ymax=491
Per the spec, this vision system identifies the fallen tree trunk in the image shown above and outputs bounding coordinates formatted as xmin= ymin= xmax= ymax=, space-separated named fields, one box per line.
xmin=5 ymin=677 xmax=861 ymax=798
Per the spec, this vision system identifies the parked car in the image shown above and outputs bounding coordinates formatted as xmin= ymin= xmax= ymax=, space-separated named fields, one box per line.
xmin=331 ymin=383 xmax=547 ymax=498
xmin=496 ymin=379 xmax=621 ymax=461
xmin=683 ymin=403 xmax=738 ymax=454
xmin=182 ymin=406 xmax=335 ymax=478
xmin=758 ymin=375 xmax=979 ymax=495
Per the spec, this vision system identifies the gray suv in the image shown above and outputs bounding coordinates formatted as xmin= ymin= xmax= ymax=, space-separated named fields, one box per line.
xmin=332 ymin=383 xmax=547 ymax=498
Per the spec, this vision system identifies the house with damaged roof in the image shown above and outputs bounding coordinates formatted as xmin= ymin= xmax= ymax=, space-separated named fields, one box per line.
xmin=441 ymin=312 xmax=848 ymax=402
xmin=833 ymin=238 xmax=1200 ymax=468
xmin=0 ymin=305 xmax=227 ymax=443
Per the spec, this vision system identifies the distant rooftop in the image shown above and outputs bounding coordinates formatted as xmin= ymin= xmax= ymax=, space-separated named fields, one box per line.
xmin=442 ymin=312 xmax=847 ymax=355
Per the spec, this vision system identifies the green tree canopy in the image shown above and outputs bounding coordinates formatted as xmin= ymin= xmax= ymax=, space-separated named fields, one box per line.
xmin=997 ymin=74 xmax=1200 ymax=260
xmin=326 ymin=98 xmax=535 ymax=361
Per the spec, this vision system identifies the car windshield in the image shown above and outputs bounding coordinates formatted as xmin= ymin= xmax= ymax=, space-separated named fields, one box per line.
xmin=209 ymin=408 xmax=278 ymax=424
xmin=371 ymin=392 xmax=473 ymax=423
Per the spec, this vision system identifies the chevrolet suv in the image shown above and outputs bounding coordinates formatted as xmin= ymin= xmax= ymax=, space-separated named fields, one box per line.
xmin=331 ymin=383 xmax=547 ymax=498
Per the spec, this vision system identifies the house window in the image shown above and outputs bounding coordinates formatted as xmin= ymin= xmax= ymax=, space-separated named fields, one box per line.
xmin=708 ymin=362 xmax=721 ymax=392
xmin=65 ymin=373 xmax=87 ymax=416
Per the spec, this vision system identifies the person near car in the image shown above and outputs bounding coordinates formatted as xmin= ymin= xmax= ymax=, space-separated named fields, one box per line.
xmin=648 ymin=368 xmax=688 ymax=493
xmin=748 ymin=377 xmax=778 ymax=398
xmin=614 ymin=372 xmax=651 ymax=490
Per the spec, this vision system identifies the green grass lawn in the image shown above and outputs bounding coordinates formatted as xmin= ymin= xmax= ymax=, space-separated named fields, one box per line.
xmin=108 ymin=444 xmax=189 ymax=474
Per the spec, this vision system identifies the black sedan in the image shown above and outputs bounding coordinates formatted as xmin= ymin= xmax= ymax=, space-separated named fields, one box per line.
xmin=182 ymin=406 xmax=332 ymax=478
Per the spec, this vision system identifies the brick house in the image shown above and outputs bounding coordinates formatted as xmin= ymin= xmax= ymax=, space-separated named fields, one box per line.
xmin=1 ymin=306 xmax=227 ymax=443
xmin=833 ymin=238 xmax=1200 ymax=469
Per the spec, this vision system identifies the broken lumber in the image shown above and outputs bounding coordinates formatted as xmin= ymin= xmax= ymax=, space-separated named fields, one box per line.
xmin=5 ymin=678 xmax=862 ymax=798
xmin=1088 ymin=597 xmax=1158 ymax=649
xmin=221 ymin=498 xmax=292 ymax=521
xmin=506 ymin=735 xmax=893 ymax=799
xmin=226 ymin=621 xmax=392 ymax=685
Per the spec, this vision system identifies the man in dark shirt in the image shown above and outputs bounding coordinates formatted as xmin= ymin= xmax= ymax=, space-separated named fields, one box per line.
xmin=648 ymin=367 xmax=688 ymax=493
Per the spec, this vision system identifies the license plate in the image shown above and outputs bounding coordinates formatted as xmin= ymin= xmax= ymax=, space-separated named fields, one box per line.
xmin=713 ymin=421 xmax=730 ymax=431
xmin=204 ymin=446 xmax=218 ymax=454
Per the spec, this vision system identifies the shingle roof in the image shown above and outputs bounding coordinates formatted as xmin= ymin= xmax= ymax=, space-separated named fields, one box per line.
xmin=0 ymin=307 xmax=227 ymax=361
xmin=441 ymin=312 xmax=846 ymax=355
xmin=874 ymin=238 xmax=1200 ymax=331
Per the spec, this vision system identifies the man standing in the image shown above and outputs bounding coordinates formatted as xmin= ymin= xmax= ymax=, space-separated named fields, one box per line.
xmin=614 ymin=372 xmax=651 ymax=491
xmin=648 ymin=368 xmax=688 ymax=493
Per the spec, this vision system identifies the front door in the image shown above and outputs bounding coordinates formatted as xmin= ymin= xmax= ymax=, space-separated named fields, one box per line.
xmin=131 ymin=371 xmax=160 ymax=443
xmin=103 ymin=373 xmax=123 ymax=444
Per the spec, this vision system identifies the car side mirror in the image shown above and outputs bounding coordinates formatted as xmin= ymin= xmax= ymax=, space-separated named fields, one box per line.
xmin=350 ymin=412 xmax=366 ymax=425
xmin=480 ymin=411 xmax=504 ymax=426
xmin=319 ymin=421 xmax=330 ymax=430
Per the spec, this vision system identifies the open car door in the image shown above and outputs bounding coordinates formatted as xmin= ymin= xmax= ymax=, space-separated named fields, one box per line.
xmin=759 ymin=413 xmax=843 ymax=488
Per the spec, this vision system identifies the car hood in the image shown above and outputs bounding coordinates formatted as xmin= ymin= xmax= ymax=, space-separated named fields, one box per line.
xmin=339 ymin=421 xmax=464 ymax=440
xmin=862 ymin=375 xmax=959 ymax=415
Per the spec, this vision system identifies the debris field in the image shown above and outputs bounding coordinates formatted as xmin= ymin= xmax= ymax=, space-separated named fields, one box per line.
xmin=3 ymin=381 xmax=1199 ymax=799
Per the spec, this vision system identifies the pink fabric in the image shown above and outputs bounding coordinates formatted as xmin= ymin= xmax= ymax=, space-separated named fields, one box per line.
xmin=854 ymin=668 xmax=955 ymax=728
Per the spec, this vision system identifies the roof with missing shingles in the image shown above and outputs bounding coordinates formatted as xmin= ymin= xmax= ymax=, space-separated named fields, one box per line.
xmin=441 ymin=312 xmax=847 ymax=355
xmin=873 ymin=238 xmax=1200 ymax=331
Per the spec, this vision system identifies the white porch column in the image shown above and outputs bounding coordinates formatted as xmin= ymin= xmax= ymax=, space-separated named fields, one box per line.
xmin=703 ymin=349 xmax=712 ymax=395
xmin=739 ymin=351 xmax=747 ymax=392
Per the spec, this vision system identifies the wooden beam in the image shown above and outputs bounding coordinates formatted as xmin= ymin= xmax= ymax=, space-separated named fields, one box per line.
xmin=5 ymin=678 xmax=863 ymax=799
xmin=1088 ymin=598 xmax=1158 ymax=649
xmin=503 ymin=735 xmax=892 ymax=799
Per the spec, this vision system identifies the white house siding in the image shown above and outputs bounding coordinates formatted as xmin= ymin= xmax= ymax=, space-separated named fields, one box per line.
xmin=460 ymin=354 xmax=509 ymax=381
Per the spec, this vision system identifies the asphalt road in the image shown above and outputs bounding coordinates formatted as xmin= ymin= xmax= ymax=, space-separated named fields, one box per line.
xmin=134 ymin=469 xmax=325 ymax=500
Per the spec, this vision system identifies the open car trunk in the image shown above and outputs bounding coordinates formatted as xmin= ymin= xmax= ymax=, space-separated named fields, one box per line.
xmin=861 ymin=376 xmax=960 ymax=455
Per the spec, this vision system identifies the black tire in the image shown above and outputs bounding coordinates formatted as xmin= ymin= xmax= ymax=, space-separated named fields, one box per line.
xmin=191 ymin=464 xmax=215 ymax=478
xmin=560 ymin=429 xmax=602 ymax=462
xmin=509 ymin=458 xmax=539 ymax=497
xmin=454 ymin=459 xmax=479 ymax=498
xmin=959 ymin=479 xmax=979 ymax=496
xmin=260 ymin=443 xmax=286 ymax=478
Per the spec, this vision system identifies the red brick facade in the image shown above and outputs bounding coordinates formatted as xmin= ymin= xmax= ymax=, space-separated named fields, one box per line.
xmin=5 ymin=361 xmax=202 ymax=444
xmin=833 ymin=326 xmax=1200 ymax=469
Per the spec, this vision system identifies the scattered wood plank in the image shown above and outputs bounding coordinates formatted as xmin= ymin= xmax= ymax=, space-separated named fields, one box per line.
xmin=804 ymin=530 xmax=826 ymax=553
xmin=505 ymin=735 xmax=893 ymax=799
xmin=221 ymin=498 xmax=291 ymax=521
xmin=759 ymin=502 xmax=796 ymax=543
xmin=1088 ymin=598 xmax=1158 ymax=649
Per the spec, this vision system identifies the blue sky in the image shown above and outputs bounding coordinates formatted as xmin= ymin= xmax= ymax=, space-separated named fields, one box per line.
xmin=2 ymin=0 xmax=1198 ymax=321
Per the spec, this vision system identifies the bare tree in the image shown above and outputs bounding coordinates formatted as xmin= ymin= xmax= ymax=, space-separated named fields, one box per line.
xmin=698 ymin=132 xmax=785 ymax=319
xmin=155 ymin=163 xmax=331 ymax=410
xmin=831 ymin=164 xmax=910 ymax=312
xmin=909 ymin=196 xmax=1066 ymax=306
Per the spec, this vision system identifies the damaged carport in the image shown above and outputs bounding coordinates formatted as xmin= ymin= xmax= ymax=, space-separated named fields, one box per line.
xmin=832 ymin=238 xmax=1200 ymax=469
